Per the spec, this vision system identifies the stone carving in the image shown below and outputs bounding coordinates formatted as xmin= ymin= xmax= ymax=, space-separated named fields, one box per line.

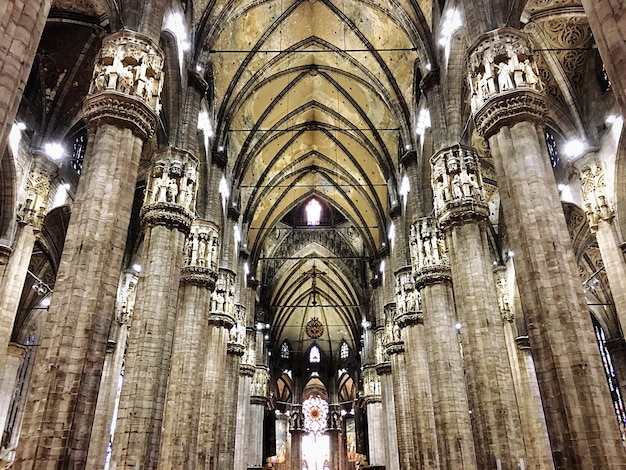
xmin=146 ymin=155 xmax=198 ymax=212
xmin=431 ymin=146 xmax=484 ymax=214
xmin=384 ymin=304 xmax=400 ymax=344
xmin=395 ymin=270 xmax=420 ymax=316
xmin=374 ymin=329 xmax=389 ymax=365
xmin=289 ymin=405 xmax=304 ymax=431
xmin=18 ymin=156 xmax=56 ymax=229
xmin=362 ymin=367 xmax=381 ymax=398
xmin=117 ymin=272 xmax=138 ymax=325
xmin=89 ymin=32 xmax=164 ymax=113
xmin=251 ymin=368 xmax=269 ymax=398
xmin=467 ymin=29 xmax=543 ymax=113
xmin=494 ymin=270 xmax=514 ymax=322
xmin=580 ymin=163 xmax=612 ymax=230
xmin=211 ymin=271 xmax=236 ymax=319
xmin=229 ymin=304 xmax=247 ymax=346
xmin=409 ymin=218 xmax=448 ymax=272
xmin=184 ymin=221 xmax=219 ymax=270
xmin=242 ymin=331 xmax=257 ymax=366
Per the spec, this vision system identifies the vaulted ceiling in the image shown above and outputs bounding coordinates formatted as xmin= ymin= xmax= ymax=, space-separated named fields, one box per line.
xmin=21 ymin=0 xmax=604 ymax=365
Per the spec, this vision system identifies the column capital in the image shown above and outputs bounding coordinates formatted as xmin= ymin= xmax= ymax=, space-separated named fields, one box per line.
xmin=385 ymin=341 xmax=405 ymax=355
xmin=181 ymin=219 xmax=220 ymax=289
xmin=394 ymin=268 xmax=422 ymax=326
xmin=431 ymin=146 xmax=490 ymax=226
xmin=141 ymin=148 xmax=198 ymax=232
xmin=18 ymin=152 xmax=58 ymax=232
xmin=467 ymin=28 xmax=547 ymax=139
xmin=409 ymin=217 xmax=452 ymax=288
xmin=579 ymin=163 xmax=614 ymax=231
xmin=208 ymin=270 xmax=237 ymax=327
xmin=239 ymin=363 xmax=256 ymax=377
xmin=83 ymin=30 xmax=164 ymax=139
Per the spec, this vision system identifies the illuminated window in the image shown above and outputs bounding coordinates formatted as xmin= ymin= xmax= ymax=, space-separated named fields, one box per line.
xmin=70 ymin=132 xmax=87 ymax=174
xmin=281 ymin=342 xmax=290 ymax=359
xmin=302 ymin=396 xmax=328 ymax=435
xmin=305 ymin=199 xmax=322 ymax=226
xmin=545 ymin=130 xmax=559 ymax=168
xmin=309 ymin=345 xmax=321 ymax=363
xmin=340 ymin=342 xmax=349 ymax=359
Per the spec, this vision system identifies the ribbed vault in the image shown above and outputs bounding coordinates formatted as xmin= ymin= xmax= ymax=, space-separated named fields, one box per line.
xmin=200 ymin=0 xmax=422 ymax=358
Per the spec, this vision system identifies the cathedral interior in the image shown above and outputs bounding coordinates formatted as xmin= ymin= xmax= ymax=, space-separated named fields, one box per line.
xmin=1 ymin=0 xmax=626 ymax=469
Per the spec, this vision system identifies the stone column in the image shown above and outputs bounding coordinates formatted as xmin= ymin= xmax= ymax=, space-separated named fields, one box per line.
xmin=471 ymin=28 xmax=626 ymax=468
xmin=235 ymin=355 xmax=255 ymax=469
xmin=86 ymin=271 xmax=137 ymax=468
xmin=374 ymin=339 xmax=400 ymax=470
xmin=0 ymin=0 xmax=52 ymax=165
xmin=289 ymin=406 xmax=305 ymax=470
xmin=196 ymin=269 xmax=236 ymax=470
xmin=580 ymin=163 xmax=626 ymax=329
xmin=410 ymin=218 xmax=477 ymax=470
xmin=15 ymin=30 xmax=163 ymax=469
xmin=0 ymin=343 xmax=26 ymax=442
xmin=0 ymin=153 xmax=55 ymax=387
xmin=158 ymin=220 xmax=220 ymax=469
xmin=580 ymin=0 xmax=626 ymax=116
xmin=394 ymin=268 xmax=439 ymax=469
xmin=246 ymin=365 xmax=268 ymax=467
xmin=432 ymin=145 xmax=526 ymax=469
xmin=114 ymin=148 xmax=196 ymax=469
xmin=494 ymin=267 xmax=554 ymax=470
xmin=383 ymin=303 xmax=416 ymax=470
xmin=362 ymin=366 xmax=384 ymax=466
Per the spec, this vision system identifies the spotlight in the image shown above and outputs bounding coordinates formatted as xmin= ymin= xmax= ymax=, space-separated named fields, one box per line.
xmin=563 ymin=139 xmax=585 ymax=159
xmin=44 ymin=142 xmax=65 ymax=160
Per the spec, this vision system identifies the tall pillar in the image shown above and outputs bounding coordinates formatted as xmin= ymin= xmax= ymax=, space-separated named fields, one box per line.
xmin=383 ymin=303 xmax=416 ymax=470
xmin=471 ymin=28 xmax=626 ymax=468
xmin=432 ymin=145 xmax=526 ymax=469
xmin=289 ymin=405 xmax=304 ymax=470
xmin=196 ymin=269 xmax=236 ymax=469
xmin=580 ymin=163 xmax=626 ymax=328
xmin=394 ymin=268 xmax=439 ymax=469
xmin=580 ymin=0 xmax=626 ymax=117
xmin=158 ymin=220 xmax=220 ymax=469
xmin=86 ymin=271 xmax=137 ymax=468
xmin=0 ymin=153 xmax=55 ymax=386
xmin=15 ymin=30 xmax=164 ymax=469
xmin=374 ymin=328 xmax=400 ymax=470
xmin=362 ymin=366 xmax=384 ymax=466
xmin=247 ymin=365 xmax=268 ymax=467
xmin=0 ymin=343 xmax=26 ymax=445
xmin=115 ymin=147 xmax=196 ymax=469
xmin=410 ymin=218 xmax=477 ymax=469
xmin=0 ymin=0 xmax=52 ymax=164
xmin=235 ymin=347 xmax=255 ymax=469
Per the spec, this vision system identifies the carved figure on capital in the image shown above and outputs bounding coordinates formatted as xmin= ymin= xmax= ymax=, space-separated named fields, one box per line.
xmin=580 ymin=163 xmax=612 ymax=228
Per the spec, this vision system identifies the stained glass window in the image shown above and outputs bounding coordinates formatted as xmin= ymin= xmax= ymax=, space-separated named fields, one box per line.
xmin=302 ymin=396 xmax=328 ymax=435
xmin=340 ymin=341 xmax=349 ymax=359
xmin=305 ymin=199 xmax=322 ymax=226
xmin=309 ymin=345 xmax=321 ymax=363
xmin=70 ymin=132 xmax=87 ymax=174
xmin=545 ymin=130 xmax=559 ymax=168
xmin=593 ymin=317 xmax=626 ymax=439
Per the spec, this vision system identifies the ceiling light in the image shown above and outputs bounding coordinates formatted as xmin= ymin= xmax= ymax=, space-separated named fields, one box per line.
xmin=455 ymin=323 xmax=461 ymax=330
xmin=606 ymin=114 xmax=618 ymax=125
xmin=563 ymin=139 xmax=585 ymax=159
xmin=132 ymin=263 xmax=142 ymax=273
xmin=16 ymin=122 xmax=26 ymax=130
xmin=44 ymin=142 xmax=65 ymax=160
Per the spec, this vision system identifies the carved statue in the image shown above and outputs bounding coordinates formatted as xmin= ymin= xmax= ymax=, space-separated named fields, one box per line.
xmin=497 ymin=61 xmax=514 ymax=92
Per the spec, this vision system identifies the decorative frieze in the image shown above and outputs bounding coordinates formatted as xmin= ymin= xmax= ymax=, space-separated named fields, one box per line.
xmin=83 ymin=30 xmax=164 ymax=138
xmin=181 ymin=219 xmax=220 ymax=289
xmin=579 ymin=163 xmax=612 ymax=231
xmin=141 ymin=148 xmax=198 ymax=233
xmin=467 ymin=28 xmax=543 ymax=114
xmin=431 ymin=146 xmax=489 ymax=225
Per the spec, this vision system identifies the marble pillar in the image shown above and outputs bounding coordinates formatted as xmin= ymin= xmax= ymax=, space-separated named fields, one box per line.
xmin=433 ymin=145 xmax=526 ymax=468
xmin=472 ymin=28 xmax=626 ymax=468
xmin=15 ymin=30 xmax=164 ymax=469
xmin=411 ymin=218 xmax=477 ymax=470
